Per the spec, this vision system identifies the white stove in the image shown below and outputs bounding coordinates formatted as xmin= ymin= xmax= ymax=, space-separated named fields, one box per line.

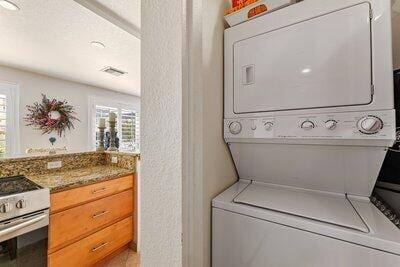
xmin=0 ymin=175 xmax=49 ymax=265
xmin=213 ymin=0 xmax=400 ymax=266
xmin=0 ymin=176 xmax=49 ymax=227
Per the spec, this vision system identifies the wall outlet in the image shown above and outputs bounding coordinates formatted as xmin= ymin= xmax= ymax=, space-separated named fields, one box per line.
xmin=111 ymin=156 xmax=118 ymax=164
xmin=47 ymin=161 xmax=62 ymax=169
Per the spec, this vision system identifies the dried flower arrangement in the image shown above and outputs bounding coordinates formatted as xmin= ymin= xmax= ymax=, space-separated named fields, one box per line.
xmin=24 ymin=94 xmax=80 ymax=137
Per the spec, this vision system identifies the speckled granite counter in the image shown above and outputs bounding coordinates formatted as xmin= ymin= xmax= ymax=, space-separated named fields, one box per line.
xmin=27 ymin=165 xmax=134 ymax=193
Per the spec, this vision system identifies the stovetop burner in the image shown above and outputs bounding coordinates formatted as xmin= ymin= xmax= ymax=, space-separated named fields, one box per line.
xmin=0 ymin=176 xmax=42 ymax=197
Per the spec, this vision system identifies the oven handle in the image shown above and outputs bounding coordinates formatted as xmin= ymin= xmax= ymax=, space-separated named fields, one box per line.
xmin=0 ymin=214 xmax=47 ymax=237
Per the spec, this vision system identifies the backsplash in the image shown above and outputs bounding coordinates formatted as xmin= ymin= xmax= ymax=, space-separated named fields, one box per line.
xmin=0 ymin=151 xmax=138 ymax=177
xmin=104 ymin=151 xmax=139 ymax=170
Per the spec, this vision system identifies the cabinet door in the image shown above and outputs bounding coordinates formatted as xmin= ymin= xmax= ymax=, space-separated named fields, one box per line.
xmin=48 ymin=189 xmax=133 ymax=252
xmin=48 ymin=217 xmax=132 ymax=267
xmin=50 ymin=175 xmax=133 ymax=213
xmin=233 ymin=3 xmax=372 ymax=113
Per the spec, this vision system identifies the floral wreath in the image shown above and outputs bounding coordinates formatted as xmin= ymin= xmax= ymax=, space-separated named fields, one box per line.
xmin=25 ymin=94 xmax=80 ymax=137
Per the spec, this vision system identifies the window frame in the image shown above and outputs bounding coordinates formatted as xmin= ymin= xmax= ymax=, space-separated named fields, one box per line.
xmin=0 ymin=81 xmax=20 ymax=157
xmin=88 ymin=96 xmax=140 ymax=152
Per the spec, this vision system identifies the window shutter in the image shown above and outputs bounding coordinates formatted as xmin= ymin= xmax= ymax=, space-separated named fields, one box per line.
xmin=121 ymin=109 xmax=140 ymax=152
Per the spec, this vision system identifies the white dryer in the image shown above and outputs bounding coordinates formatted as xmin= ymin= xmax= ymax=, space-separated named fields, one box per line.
xmin=213 ymin=0 xmax=400 ymax=266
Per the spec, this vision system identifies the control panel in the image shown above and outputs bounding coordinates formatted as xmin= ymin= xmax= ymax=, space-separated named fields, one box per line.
xmin=0 ymin=197 xmax=27 ymax=213
xmin=225 ymin=110 xmax=396 ymax=140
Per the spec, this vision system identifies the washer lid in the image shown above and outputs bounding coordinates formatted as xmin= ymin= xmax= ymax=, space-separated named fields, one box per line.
xmin=233 ymin=182 xmax=369 ymax=233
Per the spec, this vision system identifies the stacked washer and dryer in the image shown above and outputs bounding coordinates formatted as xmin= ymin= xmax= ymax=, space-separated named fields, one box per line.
xmin=212 ymin=0 xmax=400 ymax=266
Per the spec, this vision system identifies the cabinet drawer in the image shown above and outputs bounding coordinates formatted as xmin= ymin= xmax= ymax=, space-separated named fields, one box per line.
xmin=49 ymin=189 xmax=133 ymax=252
xmin=50 ymin=175 xmax=133 ymax=213
xmin=48 ymin=216 xmax=132 ymax=267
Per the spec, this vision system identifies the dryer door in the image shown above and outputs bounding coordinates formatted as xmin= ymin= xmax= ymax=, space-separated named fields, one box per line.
xmin=233 ymin=3 xmax=372 ymax=114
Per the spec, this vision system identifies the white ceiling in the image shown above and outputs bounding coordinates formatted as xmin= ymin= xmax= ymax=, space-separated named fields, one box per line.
xmin=0 ymin=0 xmax=141 ymax=96
xmin=93 ymin=0 xmax=140 ymax=30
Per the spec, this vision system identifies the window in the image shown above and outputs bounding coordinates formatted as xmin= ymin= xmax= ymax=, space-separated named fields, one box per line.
xmin=120 ymin=109 xmax=140 ymax=152
xmin=0 ymin=82 xmax=19 ymax=157
xmin=89 ymin=97 xmax=140 ymax=152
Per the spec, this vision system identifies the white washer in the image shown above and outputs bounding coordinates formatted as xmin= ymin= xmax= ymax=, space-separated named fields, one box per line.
xmin=213 ymin=0 xmax=400 ymax=266
xmin=213 ymin=181 xmax=400 ymax=267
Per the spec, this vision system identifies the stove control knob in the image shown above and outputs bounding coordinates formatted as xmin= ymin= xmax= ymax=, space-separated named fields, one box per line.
xmin=264 ymin=122 xmax=273 ymax=131
xmin=357 ymin=116 xmax=383 ymax=134
xmin=0 ymin=203 xmax=13 ymax=213
xmin=229 ymin=121 xmax=242 ymax=135
xmin=301 ymin=121 xmax=315 ymax=130
xmin=16 ymin=199 xmax=26 ymax=209
xmin=325 ymin=120 xmax=337 ymax=130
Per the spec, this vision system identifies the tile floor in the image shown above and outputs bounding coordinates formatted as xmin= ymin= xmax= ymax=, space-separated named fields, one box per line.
xmin=102 ymin=249 xmax=140 ymax=267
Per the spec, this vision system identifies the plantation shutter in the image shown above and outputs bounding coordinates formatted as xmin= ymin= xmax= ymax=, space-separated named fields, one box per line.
xmin=120 ymin=109 xmax=140 ymax=152
xmin=0 ymin=95 xmax=6 ymax=157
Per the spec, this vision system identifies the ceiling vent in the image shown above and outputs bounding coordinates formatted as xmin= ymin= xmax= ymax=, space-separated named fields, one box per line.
xmin=101 ymin=66 xmax=127 ymax=77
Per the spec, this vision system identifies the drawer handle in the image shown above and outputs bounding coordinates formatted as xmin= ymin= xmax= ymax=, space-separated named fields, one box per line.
xmin=91 ymin=242 xmax=109 ymax=252
xmin=92 ymin=187 xmax=108 ymax=194
xmin=92 ymin=210 xmax=109 ymax=219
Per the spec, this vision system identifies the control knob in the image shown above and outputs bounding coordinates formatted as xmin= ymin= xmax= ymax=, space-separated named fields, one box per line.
xmin=357 ymin=116 xmax=383 ymax=134
xmin=264 ymin=122 xmax=273 ymax=131
xmin=325 ymin=120 xmax=337 ymax=130
xmin=16 ymin=199 xmax=26 ymax=209
xmin=0 ymin=203 xmax=13 ymax=213
xmin=229 ymin=121 xmax=242 ymax=135
xmin=301 ymin=121 xmax=315 ymax=130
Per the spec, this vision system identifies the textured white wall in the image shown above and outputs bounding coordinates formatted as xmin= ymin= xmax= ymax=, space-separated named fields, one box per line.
xmin=0 ymin=65 xmax=139 ymax=155
xmin=141 ymin=0 xmax=184 ymax=266
xmin=201 ymin=0 xmax=237 ymax=266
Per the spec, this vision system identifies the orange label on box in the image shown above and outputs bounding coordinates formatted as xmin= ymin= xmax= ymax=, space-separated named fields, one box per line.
xmin=232 ymin=0 xmax=240 ymax=8
xmin=225 ymin=0 xmax=259 ymax=15
xmin=248 ymin=4 xmax=268 ymax=18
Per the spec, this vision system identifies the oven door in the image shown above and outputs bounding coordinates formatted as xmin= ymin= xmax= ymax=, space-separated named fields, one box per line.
xmin=233 ymin=3 xmax=372 ymax=114
xmin=0 ymin=210 xmax=48 ymax=267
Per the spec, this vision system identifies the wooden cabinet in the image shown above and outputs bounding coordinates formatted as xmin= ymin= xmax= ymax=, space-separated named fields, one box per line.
xmin=50 ymin=175 xmax=133 ymax=213
xmin=48 ymin=175 xmax=134 ymax=266
xmin=48 ymin=217 xmax=132 ymax=267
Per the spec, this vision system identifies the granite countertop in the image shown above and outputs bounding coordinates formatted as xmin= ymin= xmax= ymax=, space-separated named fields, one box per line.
xmin=27 ymin=165 xmax=134 ymax=193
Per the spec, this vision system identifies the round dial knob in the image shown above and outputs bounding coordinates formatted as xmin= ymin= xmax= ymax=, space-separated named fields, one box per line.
xmin=301 ymin=121 xmax=315 ymax=130
xmin=0 ymin=203 xmax=13 ymax=213
xmin=16 ymin=199 xmax=26 ymax=209
xmin=229 ymin=121 xmax=242 ymax=135
xmin=264 ymin=122 xmax=273 ymax=131
xmin=357 ymin=116 xmax=383 ymax=134
xmin=325 ymin=120 xmax=337 ymax=130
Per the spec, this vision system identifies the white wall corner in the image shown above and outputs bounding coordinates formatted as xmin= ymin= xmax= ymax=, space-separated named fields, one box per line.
xmin=141 ymin=0 xmax=186 ymax=266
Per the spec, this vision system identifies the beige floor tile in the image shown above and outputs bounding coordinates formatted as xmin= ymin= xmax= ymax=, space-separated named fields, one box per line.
xmin=104 ymin=248 xmax=140 ymax=267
